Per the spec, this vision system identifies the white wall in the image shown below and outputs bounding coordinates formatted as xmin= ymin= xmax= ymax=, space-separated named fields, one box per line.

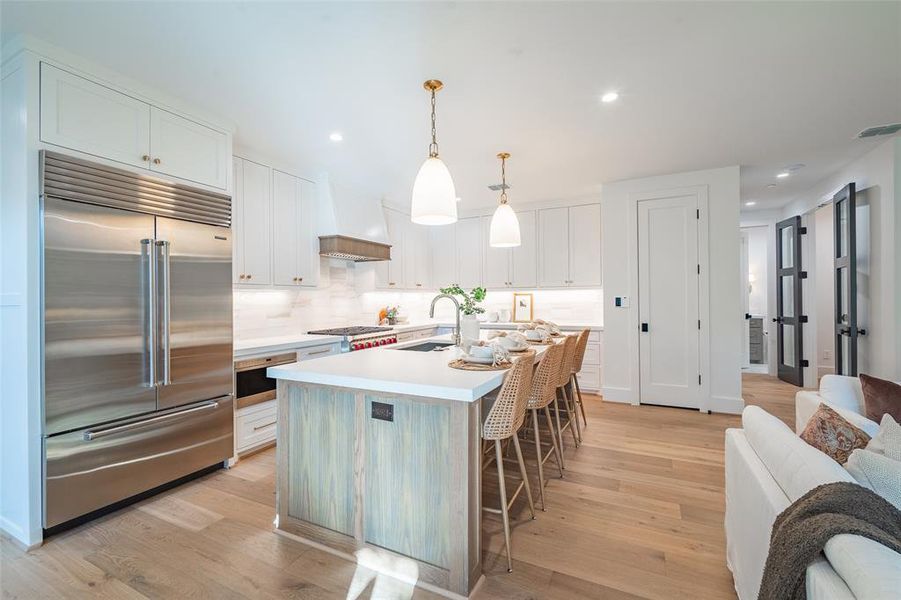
xmin=601 ymin=165 xmax=742 ymax=414
xmin=782 ymin=137 xmax=900 ymax=381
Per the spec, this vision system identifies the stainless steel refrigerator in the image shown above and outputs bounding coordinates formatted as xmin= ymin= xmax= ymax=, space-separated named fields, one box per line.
xmin=41 ymin=151 xmax=234 ymax=530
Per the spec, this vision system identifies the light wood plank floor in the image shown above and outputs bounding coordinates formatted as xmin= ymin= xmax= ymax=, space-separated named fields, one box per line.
xmin=1 ymin=374 xmax=800 ymax=600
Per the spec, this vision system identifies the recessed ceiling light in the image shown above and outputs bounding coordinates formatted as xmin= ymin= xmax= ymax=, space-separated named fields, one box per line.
xmin=329 ymin=132 xmax=343 ymax=142
xmin=744 ymin=201 xmax=757 ymax=206
xmin=601 ymin=91 xmax=619 ymax=103
xmin=767 ymin=184 xmax=777 ymax=189
xmin=776 ymin=171 xmax=790 ymax=179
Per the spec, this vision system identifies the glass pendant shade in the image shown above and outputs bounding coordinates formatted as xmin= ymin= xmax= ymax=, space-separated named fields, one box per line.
xmin=489 ymin=202 xmax=521 ymax=247
xmin=411 ymin=157 xmax=457 ymax=225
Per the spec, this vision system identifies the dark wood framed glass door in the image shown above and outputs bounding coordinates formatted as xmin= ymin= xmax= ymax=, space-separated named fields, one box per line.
xmin=833 ymin=183 xmax=864 ymax=375
xmin=775 ymin=216 xmax=805 ymax=386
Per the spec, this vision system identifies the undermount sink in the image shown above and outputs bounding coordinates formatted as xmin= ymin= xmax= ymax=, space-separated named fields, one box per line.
xmin=395 ymin=341 xmax=455 ymax=352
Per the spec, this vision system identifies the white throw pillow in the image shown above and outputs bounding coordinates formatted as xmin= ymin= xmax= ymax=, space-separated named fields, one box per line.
xmin=844 ymin=449 xmax=901 ymax=511
xmin=825 ymin=534 xmax=901 ymax=600
xmin=866 ymin=414 xmax=901 ymax=461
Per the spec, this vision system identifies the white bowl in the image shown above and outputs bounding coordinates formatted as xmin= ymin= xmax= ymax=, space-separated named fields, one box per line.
xmin=468 ymin=345 xmax=495 ymax=358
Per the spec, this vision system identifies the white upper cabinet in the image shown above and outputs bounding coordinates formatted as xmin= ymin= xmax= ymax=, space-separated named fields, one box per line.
xmin=481 ymin=216 xmax=511 ymax=288
xmin=40 ymin=63 xmax=150 ymax=169
xmin=429 ymin=225 xmax=456 ymax=290
xmin=538 ymin=204 xmax=601 ymax=287
xmin=39 ymin=62 xmax=230 ymax=190
xmin=376 ymin=208 xmax=407 ymax=289
xmin=510 ymin=210 xmax=537 ymax=288
xmin=272 ymin=171 xmax=319 ymax=288
xmin=456 ymin=217 xmax=482 ymax=289
xmin=568 ymin=204 xmax=602 ymax=287
xmin=233 ymin=158 xmax=271 ymax=285
xmin=538 ymin=207 xmax=570 ymax=287
xmin=404 ymin=221 xmax=430 ymax=290
xmin=149 ymin=107 xmax=228 ymax=189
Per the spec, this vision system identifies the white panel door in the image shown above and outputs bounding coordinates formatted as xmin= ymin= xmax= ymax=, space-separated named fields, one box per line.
xmin=40 ymin=63 xmax=150 ymax=168
xmin=297 ymin=179 xmax=320 ymax=287
xmin=383 ymin=208 xmax=406 ymax=289
xmin=239 ymin=159 xmax=272 ymax=285
xmin=272 ymin=170 xmax=300 ymax=286
xmin=429 ymin=225 xmax=456 ymax=290
xmin=538 ymin=207 xmax=569 ymax=287
xmin=638 ymin=195 xmax=700 ymax=408
xmin=456 ymin=217 xmax=482 ymax=289
xmin=404 ymin=222 xmax=430 ymax=290
xmin=149 ymin=107 xmax=228 ymax=189
xmin=569 ymin=204 xmax=602 ymax=287
xmin=510 ymin=210 xmax=537 ymax=288
xmin=481 ymin=216 xmax=510 ymax=289
xmin=232 ymin=158 xmax=245 ymax=284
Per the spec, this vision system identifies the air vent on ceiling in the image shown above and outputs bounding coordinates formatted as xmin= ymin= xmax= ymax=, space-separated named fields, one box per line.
xmin=857 ymin=123 xmax=901 ymax=138
xmin=487 ymin=183 xmax=511 ymax=192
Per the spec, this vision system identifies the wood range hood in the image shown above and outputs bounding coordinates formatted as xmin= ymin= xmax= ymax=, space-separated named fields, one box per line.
xmin=318 ymin=235 xmax=391 ymax=262
xmin=316 ymin=173 xmax=392 ymax=262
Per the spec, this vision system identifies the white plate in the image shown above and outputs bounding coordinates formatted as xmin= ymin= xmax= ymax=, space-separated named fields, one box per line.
xmin=462 ymin=355 xmax=496 ymax=365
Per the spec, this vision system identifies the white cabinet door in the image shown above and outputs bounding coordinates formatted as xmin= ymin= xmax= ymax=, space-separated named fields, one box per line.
xmin=456 ymin=217 xmax=482 ymax=289
xmin=272 ymin=170 xmax=299 ymax=286
xmin=538 ymin=207 xmax=569 ymax=287
xmin=297 ymin=179 xmax=320 ymax=287
xmin=40 ymin=63 xmax=151 ymax=169
xmin=569 ymin=204 xmax=602 ymax=287
xmin=405 ymin=222 xmax=430 ymax=290
xmin=378 ymin=208 xmax=406 ymax=289
xmin=149 ymin=107 xmax=229 ymax=190
xmin=232 ymin=158 xmax=245 ymax=283
xmin=481 ymin=216 xmax=510 ymax=289
xmin=429 ymin=225 xmax=456 ymax=290
xmin=510 ymin=210 xmax=537 ymax=288
xmin=238 ymin=159 xmax=271 ymax=285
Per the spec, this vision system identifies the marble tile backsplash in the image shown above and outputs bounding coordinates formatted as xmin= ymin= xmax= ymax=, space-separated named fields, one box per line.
xmin=234 ymin=258 xmax=604 ymax=341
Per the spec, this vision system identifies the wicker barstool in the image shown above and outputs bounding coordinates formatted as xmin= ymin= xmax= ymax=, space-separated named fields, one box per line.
xmin=481 ymin=353 xmax=536 ymax=573
xmin=570 ymin=329 xmax=591 ymax=428
xmin=554 ymin=334 xmax=582 ymax=449
xmin=525 ymin=342 xmax=566 ymax=510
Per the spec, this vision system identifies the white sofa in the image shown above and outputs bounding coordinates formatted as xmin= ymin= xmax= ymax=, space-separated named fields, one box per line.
xmin=725 ymin=375 xmax=901 ymax=600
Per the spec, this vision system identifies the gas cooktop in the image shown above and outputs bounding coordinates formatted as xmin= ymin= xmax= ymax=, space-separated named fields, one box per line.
xmin=307 ymin=326 xmax=392 ymax=337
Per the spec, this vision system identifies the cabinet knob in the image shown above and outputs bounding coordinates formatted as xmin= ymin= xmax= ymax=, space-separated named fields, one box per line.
xmin=246 ymin=274 xmax=252 ymax=280
xmin=239 ymin=274 xmax=246 ymax=280
xmin=416 ymin=283 xmax=422 ymax=287
xmin=152 ymin=158 xmax=161 ymax=165
xmin=389 ymin=282 xmax=395 ymax=286
xmin=298 ymin=277 xmax=303 ymax=282
xmin=142 ymin=154 xmax=150 ymax=162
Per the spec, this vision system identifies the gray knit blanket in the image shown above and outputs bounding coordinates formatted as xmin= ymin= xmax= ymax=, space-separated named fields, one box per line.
xmin=758 ymin=481 xmax=901 ymax=600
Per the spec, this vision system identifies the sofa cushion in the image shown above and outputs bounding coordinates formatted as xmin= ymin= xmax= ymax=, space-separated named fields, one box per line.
xmin=824 ymin=534 xmax=901 ymax=600
xmin=844 ymin=449 xmax=901 ymax=511
xmin=860 ymin=373 xmax=901 ymax=423
xmin=819 ymin=375 xmax=866 ymax=413
xmin=799 ymin=403 xmax=871 ymax=464
xmin=866 ymin=414 xmax=901 ymax=460
xmin=742 ymin=406 xmax=855 ymax=501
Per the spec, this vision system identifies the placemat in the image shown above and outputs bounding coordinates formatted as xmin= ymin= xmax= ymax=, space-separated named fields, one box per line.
xmin=448 ymin=358 xmax=512 ymax=371
xmin=527 ymin=339 xmax=554 ymax=345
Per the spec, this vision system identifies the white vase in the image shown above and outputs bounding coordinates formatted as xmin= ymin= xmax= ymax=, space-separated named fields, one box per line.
xmin=460 ymin=314 xmax=480 ymax=344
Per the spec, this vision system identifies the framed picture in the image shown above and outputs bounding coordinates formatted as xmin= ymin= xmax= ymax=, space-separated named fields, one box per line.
xmin=513 ymin=293 xmax=534 ymax=322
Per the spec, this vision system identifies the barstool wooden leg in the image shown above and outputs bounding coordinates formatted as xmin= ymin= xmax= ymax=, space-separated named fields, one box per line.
xmin=567 ymin=382 xmax=583 ymax=445
xmin=511 ymin=435 xmax=535 ymax=520
xmin=531 ymin=409 xmax=547 ymax=510
xmin=552 ymin=396 xmax=567 ymax=465
xmin=494 ymin=440 xmax=514 ymax=573
xmin=573 ymin=375 xmax=588 ymax=427
xmin=561 ymin=386 xmax=580 ymax=448
xmin=543 ymin=405 xmax=565 ymax=477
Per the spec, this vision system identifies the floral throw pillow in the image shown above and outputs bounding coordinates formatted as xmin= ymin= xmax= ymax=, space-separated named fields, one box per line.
xmin=799 ymin=403 xmax=871 ymax=464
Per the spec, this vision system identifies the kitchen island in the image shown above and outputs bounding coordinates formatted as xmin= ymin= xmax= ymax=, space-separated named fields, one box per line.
xmin=267 ymin=335 xmax=551 ymax=599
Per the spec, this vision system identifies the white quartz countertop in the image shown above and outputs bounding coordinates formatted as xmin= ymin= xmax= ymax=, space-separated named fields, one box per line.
xmin=234 ymin=334 xmax=341 ymax=358
xmin=267 ymin=334 xmax=554 ymax=402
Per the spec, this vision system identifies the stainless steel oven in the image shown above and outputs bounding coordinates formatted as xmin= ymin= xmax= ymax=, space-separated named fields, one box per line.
xmin=234 ymin=352 xmax=297 ymax=410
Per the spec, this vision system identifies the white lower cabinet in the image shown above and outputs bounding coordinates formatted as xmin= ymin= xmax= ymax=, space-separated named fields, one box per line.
xmin=236 ymin=400 xmax=277 ymax=454
xmin=576 ymin=330 xmax=603 ymax=392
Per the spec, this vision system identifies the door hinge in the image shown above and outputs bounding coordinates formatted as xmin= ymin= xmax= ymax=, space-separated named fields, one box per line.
xmin=697 ymin=319 xmax=701 ymax=330
xmin=698 ymin=374 xmax=702 ymax=385
xmin=800 ymin=271 xmax=808 ymax=279
xmin=799 ymin=315 xmax=808 ymax=323
xmin=697 ymin=264 xmax=700 ymax=274
xmin=696 ymin=209 xmax=700 ymax=219
xmin=799 ymin=226 xmax=808 ymax=235
xmin=800 ymin=359 xmax=810 ymax=368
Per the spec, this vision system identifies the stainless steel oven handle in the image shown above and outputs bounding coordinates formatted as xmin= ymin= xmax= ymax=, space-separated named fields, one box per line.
xmin=156 ymin=240 xmax=172 ymax=385
xmin=141 ymin=239 xmax=156 ymax=388
xmin=83 ymin=401 xmax=219 ymax=441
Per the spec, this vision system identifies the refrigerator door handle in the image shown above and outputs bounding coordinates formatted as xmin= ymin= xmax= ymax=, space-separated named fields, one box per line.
xmin=141 ymin=239 xmax=157 ymax=388
xmin=82 ymin=400 xmax=220 ymax=441
xmin=156 ymin=240 xmax=172 ymax=385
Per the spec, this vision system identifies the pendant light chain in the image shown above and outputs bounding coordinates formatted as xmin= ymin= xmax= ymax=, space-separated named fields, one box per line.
xmin=429 ymin=87 xmax=439 ymax=158
xmin=499 ymin=155 xmax=508 ymax=204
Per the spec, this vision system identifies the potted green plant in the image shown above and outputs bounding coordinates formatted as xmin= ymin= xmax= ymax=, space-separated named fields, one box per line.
xmin=439 ymin=284 xmax=486 ymax=342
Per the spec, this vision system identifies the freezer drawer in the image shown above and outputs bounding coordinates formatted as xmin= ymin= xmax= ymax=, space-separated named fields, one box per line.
xmin=44 ymin=396 xmax=233 ymax=529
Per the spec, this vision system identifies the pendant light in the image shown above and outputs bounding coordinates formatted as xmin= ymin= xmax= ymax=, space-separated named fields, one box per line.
xmin=489 ymin=152 xmax=521 ymax=247
xmin=411 ymin=80 xmax=457 ymax=225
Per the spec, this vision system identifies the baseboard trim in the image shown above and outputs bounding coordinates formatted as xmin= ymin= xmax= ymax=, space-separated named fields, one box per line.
xmin=711 ymin=395 xmax=744 ymax=415
xmin=601 ymin=386 xmax=633 ymax=403
xmin=0 ymin=516 xmax=41 ymax=550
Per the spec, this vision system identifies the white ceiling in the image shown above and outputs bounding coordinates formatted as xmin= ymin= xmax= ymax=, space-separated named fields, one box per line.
xmin=2 ymin=2 xmax=899 ymax=212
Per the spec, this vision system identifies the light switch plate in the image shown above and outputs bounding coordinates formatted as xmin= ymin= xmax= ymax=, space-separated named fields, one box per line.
xmin=615 ymin=296 xmax=630 ymax=308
